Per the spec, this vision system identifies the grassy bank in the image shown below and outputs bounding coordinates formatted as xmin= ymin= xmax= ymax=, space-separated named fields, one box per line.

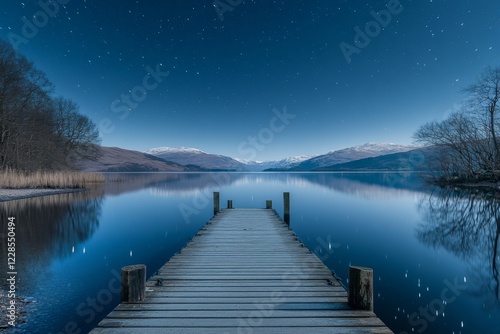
xmin=0 ymin=170 xmax=105 ymax=189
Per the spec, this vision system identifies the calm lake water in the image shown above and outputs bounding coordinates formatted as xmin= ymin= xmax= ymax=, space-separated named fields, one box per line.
xmin=1 ymin=172 xmax=499 ymax=333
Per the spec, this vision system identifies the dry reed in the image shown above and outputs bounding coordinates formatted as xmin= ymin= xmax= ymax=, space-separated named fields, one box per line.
xmin=0 ymin=169 xmax=105 ymax=189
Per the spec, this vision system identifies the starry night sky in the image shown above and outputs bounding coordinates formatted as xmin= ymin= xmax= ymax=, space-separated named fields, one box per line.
xmin=1 ymin=0 xmax=499 ymax=160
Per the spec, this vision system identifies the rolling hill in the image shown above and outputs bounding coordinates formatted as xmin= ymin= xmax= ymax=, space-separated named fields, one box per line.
xmin=74 ymin=146 xmax=198 ymax=172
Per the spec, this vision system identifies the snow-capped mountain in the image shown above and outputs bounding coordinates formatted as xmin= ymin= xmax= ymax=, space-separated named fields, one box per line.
xmin=144 ymin=143 xmax=415 ymax=171
xmin=293 ymin=142 xmax=414 ymax=170
xmin=277 ymin=155 xmax=313 ymax=167
xmin=236 ymin=155 xmax=312 ymax=171
xmin=145 ymin=147 xmax=206 ymax=155
xmin=145 ymin=147 xmax=246 ymax=171
xmin=339 ymin=142 xmax=413 ymax=154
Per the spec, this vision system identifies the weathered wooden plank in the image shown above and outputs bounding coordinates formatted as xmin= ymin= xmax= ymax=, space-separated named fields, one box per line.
xmin=144 ymin=280 xmax=341 ymax=287
xmin=97 ymin=317 xmax=388 ymax=327
xmin=90 ymin=327 xmax=394 ymax=334
xmin=151 ymin=275 xmax=334 ymax=280
xmin=164 ymin=257 xmax=322 ymax=262
xmin=90 ymin=208 xmax=393 ymax=334
xmin=139 ymin=290 xmax=348 ymax=298
xmin=106 ymin=309 xmax=376 ymax=318
xmin=158 ymin=264 xmax=328 ymax=269
xmin=136 ymin=296 xmax=349 ymax=304
xmin=155 ymin=271 xmax=333 ymax=277
xmin=143 ymin=285 xmax=343 ymax=292
xmin=115 ymin=302 xmax=352 ymax=311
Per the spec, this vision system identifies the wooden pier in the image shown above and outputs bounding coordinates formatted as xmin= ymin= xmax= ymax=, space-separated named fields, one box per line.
xmin=90 ymin=195 xmax=393 ymax=333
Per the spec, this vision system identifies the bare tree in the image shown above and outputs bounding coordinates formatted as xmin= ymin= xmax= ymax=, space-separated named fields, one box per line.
xmin=414 ymin=66 xmax=500 ymax=183
xmin=51 ymin=96 xmax=101 ymax=165
xmin=0 ymin=39 xmax=55 ymax=171
xmin=414 ymin=111 xmax=487 ymax=180
xmin=0 ymin=39 xmax=101 ymax=171
xmin=463 ymin=67 xmax=500 ymax=168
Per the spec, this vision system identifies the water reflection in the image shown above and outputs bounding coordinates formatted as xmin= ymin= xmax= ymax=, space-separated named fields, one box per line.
xmin=294 ymin=172 xmax=426 ymax=199
xmin=0 ymin=188 xmax=104 ymax=293
xmin=417 ymin=188 xmax=500 ymax=308
xmin=125 ymin=172 xmax=428 ymax=200
xmin=103 ymin=172 xmax=242 ymax=196
xmin=2 ymin=172 xmax=498 ymax=333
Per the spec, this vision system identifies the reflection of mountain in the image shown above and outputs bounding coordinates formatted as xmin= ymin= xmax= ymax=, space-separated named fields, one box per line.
xmin=292 ymin=172 xmax=429 ymax=199
xmin=148 ymin=173 xmax=246 ymax=196
xmin=417 ymin=188 xmax=500 ymax=307
xmin=0 ymin=189 xmax=104 ymax=293
xmin=103 ymin=172 xmax=429 ymax=200
xmin=103 ymin=173 xmax=244 ymax=197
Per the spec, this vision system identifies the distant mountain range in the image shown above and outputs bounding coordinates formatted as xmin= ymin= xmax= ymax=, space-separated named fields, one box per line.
xmin=314 ymin=147 xmax=435 ymax=171
xmin=144 ymin=147 xmax=245 ymax=171
xmin=290 ymin=142 xmax=414 ymax=170
xmin=77 ymin=142 xmax=425 ymax=172
xmin=236 ymin=156 xmax=312 ymax=171
xmin=144 ymin=147 xmax=313 ymax=171
xmin=75 ymin=146 xmax=199 ymax=172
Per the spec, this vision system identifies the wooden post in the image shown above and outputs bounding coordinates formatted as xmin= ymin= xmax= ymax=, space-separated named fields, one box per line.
xmin=348 ymin=266 xmax=374 ymax=311
xmin=121 ymin=264 xmax=146 ymax=303
xmin=266 ymin=200 xmax=272 ymax=209
xmin=283 ymin=192 xmax=290 ymax=226
xmin=227 ymin=200 xmax=233 ymax=209
xmin=213 ymin=192 xmax=220 ymax=215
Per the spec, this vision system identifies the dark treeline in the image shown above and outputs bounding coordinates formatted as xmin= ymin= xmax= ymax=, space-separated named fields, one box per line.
xmin=414 ymin=66 xmax=500 ymax=184
xmin=0 ymin=39 xmax=100 ymax=172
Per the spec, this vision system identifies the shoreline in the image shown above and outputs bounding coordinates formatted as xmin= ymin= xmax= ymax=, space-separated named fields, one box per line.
xmin=434 ymin=180 xmax=500 ymax=190
xmin=457 ymin=181 xmax=500 ymax=191
xmin=0 ymin=188 xmax=85 ymax=202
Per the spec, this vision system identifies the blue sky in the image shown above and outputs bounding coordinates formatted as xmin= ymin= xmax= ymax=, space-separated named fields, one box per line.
xmin=1 ymin=0 xmax=499 ymax=160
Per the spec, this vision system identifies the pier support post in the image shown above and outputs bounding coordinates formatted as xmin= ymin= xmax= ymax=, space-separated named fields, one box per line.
xmin=213 ymin=192 xmax=220 ymax=215
xmin=348 ymin=266 xmax=373 ymax=311
xmin=121 ymin=264 xmax=146 ymax=303
xmin=227 ymin=200 xmax=233 ymax=209
xmin=266 ymin=200 xmax=272 ymax=209
xmin=283 ymin=192 xmax=290 ymax=226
